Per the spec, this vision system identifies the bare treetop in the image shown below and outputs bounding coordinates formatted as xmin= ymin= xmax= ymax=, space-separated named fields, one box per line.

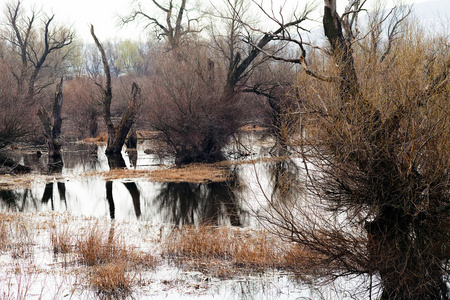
xmin=3 ymin=0 xmax=75 ymax=99
xmin=121 ymin=0 xmax=203 ymax=49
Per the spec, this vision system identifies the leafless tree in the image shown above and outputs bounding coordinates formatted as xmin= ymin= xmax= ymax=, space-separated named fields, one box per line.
xmin=143 ymin=44 xmax=233 ymax=164
xmin=90 ymin=25 xmax=141 ymax=155
xmin=2 ymin=0 xmax=75 ymax=99
xmin=0 ymin=41 xmax=34 ymax=172
xmin=121 ymin=0 xmax=202 ymax=50
xmin=253 ymin=1 xmax=449 ymax=299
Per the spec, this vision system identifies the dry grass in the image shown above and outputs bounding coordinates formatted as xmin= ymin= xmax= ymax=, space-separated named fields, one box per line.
xmin=163 ymin=226 xmax=300 ymax=276
xmin=240 ymin=125 xmax=267 ymax=132
xmin=76 ymin=224 xmax=118 ymax=266
xmin=0 ymin=175 xmax=49 ymax=191
xmin=150 ymin=164 xmax=229 ymax=182
xmin=90 ymin=261 xmax=133 ymax=298
xmin=50 ymin=223 xmax=73 ymax=255
xmin=73 ymin=222 xmax=157 ymax=297
xmin=90 ymin=163 xmax=230 ymax=183
xmin=82 ymin=133 xmax=107 ymax=144
xmin=75 ymin=222 xmax=156 ymax=268
xmin=165 ymin=226 xmax=233 ymax=259
xmin=2 ymin=214 xmax=33 ymax=259
xmin=82 ymin=131 xmax=157 ymax=145
xmin=0 ymin=213 xmax=12 ymax=251
xmin=0 ymin=211 xmax=326 ymax=298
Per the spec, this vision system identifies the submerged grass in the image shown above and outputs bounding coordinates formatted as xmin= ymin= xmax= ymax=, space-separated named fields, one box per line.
xmin=0 ymin=213 xmax=34 ymax=259
xmin=0 ymin=213 xmax=160 ymax=298
xmin=74 ymin=221 xmax=157 ymax=297
xmin=50 ymin=222 xmax=73 ymax=255
xmin=0 ymin=211 xmax=318 ymax=298
xmin=90 ymin=261 xmax=133 ymax=298
xmin=163 ymin=225 xmax=307 ymax=277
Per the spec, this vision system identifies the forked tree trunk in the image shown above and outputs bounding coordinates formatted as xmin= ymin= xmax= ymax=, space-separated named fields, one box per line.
xmin=90 ymin=25 xmax=140 ymax=155
xmin=104 ymin=82 xmax=140 ymax=154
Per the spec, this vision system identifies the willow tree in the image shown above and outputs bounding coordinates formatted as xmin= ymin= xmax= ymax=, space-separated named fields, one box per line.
xmin=256 ymin=1 xmax=450 ymax=299
xmin=142 ymin=0 xmax=312 ymax=165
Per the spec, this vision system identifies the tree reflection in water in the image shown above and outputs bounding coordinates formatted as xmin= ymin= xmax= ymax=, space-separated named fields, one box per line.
xmin=61 ymin=143 xmax=100 ymax=172
xmin=156 ymin=169 xmax=245 ymax=226
xmin=0 ymin=189 xmax=35 ymax=211
xmin=268 ymin=156 xmax=303 ymax=206
xmin=105 ymin=153 xmax=142 ymax=220
xmin=0 ymin=156 xmax=67 ymax=211
xmin=40 ymin=156 xmax=67 ymax=210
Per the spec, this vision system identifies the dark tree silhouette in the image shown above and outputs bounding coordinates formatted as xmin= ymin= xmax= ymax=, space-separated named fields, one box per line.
xmin=90 ymin=25 xmax=141 ymax=155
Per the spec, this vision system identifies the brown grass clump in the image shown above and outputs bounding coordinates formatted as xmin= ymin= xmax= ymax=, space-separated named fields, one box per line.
xmin=75 ymin=222 xmax=157 ymax=268
xmin=76 ymin=224 xmax=128 ymax=266
xmin=165 ymin=226 xmax=233 ymax=260
xmin=233 ymin=232 xmax=280 ymax=270
xmin=82 ymin=133 xmax=107 ymax=144
xmin=74 ymin=222 xmax=157 ymax=296
xmin=164 ymin=226 xmax=287 ymax=275
xmin=91 ymin=163 xmax=230 ymax=183
xmin=50 ymin=223 xmax=73 ymax=254
xmin=240 ymin=125 xmax=267 ymax=132
xmin=2 ymin=214 xmax=33 ymax=259
xmin=150 ymin=164 xmax=229 ymax=183
xmin=90 ymin=261 xmax=133 ymax=298
xmin=0 ymin=212 xmax=12 ymax=251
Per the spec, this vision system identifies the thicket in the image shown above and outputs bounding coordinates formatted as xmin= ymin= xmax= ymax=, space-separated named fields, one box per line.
xmin=260 ymin=13 xmax=449 ymax=300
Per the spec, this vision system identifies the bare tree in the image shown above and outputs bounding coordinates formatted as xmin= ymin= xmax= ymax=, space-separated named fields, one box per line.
xmin=144 ymin=45 xmax=232 ymax=164
xmin=121 ymin=0 xmax=202 ymax=50
xmin=254 ymin=1 xmax=450 ymax=299
xmin=64 ymin=76 xmax=100 ymax=138
xmin=90 ymin=25 xmax=141 ymax=156
xmin=3 ymin=0 xmax=75 ymax=99
xmin=141 ymin=1 xmax=310 ymax=165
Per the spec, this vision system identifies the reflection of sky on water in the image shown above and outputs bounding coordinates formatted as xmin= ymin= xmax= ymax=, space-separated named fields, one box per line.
xmin=0 ymin=136 xmax=304 ymax=228
xmin=0 ymin=139 xmax=371 ymax=298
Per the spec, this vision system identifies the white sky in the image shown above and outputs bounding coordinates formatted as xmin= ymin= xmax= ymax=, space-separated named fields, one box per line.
xmin=4 ymin=0 xmax=444 ymax=42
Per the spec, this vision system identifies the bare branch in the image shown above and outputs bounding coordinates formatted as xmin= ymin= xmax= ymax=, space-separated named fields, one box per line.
xmin=90 ymin=25 xmax=113 ymax=133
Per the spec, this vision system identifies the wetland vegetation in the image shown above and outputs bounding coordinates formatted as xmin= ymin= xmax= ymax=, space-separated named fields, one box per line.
xmin=1 ymin=0 xmax=449 ymax=299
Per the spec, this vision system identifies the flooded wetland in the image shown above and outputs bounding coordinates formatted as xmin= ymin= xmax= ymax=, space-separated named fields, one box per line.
xmin=0 ymin=134 xmax=358 ymax=299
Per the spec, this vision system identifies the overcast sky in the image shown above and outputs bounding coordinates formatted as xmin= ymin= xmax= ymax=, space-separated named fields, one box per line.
xmin=5 ymin=0 xmax=448 ymax=42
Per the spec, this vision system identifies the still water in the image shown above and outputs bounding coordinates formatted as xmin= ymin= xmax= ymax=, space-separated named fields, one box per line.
xmin=0 ymin=138 xmax=369 ymax=299
xmin=0 ymin=138 xmax=290 ymax=226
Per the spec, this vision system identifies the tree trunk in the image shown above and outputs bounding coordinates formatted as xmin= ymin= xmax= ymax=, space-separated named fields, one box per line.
xmin=91 ymin=25 xmax=140 ymax=155
xmin=366 ymin=205 xmax=449 ymax=300
xmin=321 ymin=2 xmax=450 ymax=299
xmin=36 ymin=78 xmax=64 ymax=160
xmin=323 ymin=0 xmax=362 ymax=105
xmin=52 ymin=78 xmax=63 ymax=139
xmin=37 ymin=107 xmax=62 ymax=160
xmin=105 ymin=83 xmax=140 ymax=154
